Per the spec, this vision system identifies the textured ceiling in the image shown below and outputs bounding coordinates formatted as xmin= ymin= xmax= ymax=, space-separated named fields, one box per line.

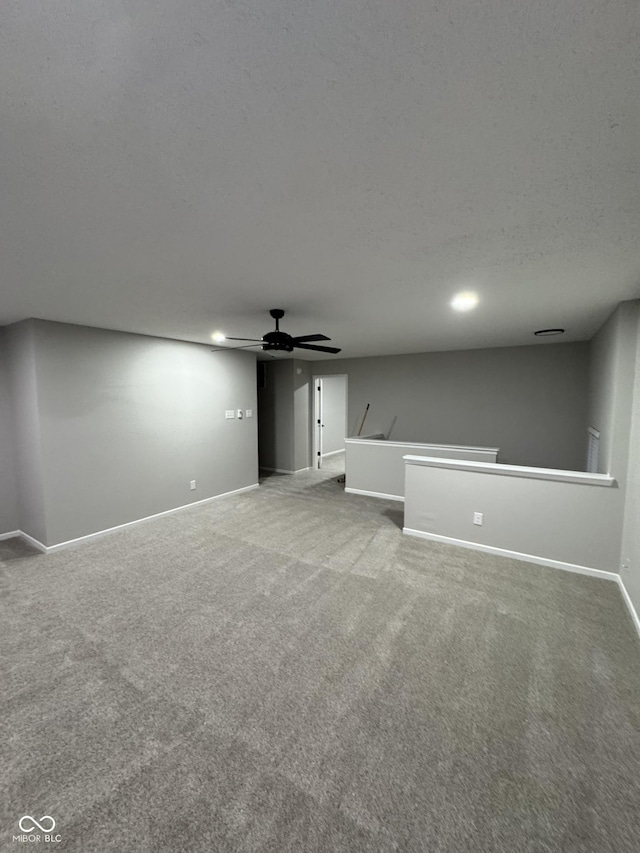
xmin=1 ymin=0 xmax=639 ymax=358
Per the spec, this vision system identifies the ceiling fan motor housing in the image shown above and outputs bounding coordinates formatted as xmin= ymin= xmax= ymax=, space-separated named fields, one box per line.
xmin=262 ymin=330 xmax=294 ymax=351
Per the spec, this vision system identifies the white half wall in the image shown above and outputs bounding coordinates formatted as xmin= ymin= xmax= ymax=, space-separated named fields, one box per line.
xmin=403 ymin=456 xmax=620 ymax=574
xmin=345 ymin=438 xmax=499 ymax=500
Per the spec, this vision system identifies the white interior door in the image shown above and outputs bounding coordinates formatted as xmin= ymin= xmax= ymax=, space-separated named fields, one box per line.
xmin=314 ymin=378 xmax=324 ymax=468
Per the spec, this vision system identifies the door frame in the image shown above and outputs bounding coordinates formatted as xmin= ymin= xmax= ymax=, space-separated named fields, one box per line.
xmin=311 ymin=374 xmax=348 ymax=469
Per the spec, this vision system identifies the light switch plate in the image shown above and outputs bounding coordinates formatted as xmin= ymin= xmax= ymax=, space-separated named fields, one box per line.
xmin=246 ymin=409 xmax=253 ymax=418
xmin=225 ymin=410 xmax=235 ymax=419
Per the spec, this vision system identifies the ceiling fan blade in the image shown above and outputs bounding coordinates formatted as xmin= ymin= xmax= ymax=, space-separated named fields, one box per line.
xmin=291 ymin=334 xmax=330 ymax=343
xmin=293 ymin=342 xmax=342 ymax=354
xmin=224 ymin=337 xmax=264 ymax=342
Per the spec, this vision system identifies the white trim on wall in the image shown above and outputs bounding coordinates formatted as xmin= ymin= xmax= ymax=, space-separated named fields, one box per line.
xmin=617 ymin=577 xmax=640 ymax=638
xmin=312 ymin=373 xmax=348 ymax=470
xmin=402 ymin=527 xmax=620 ymax=581
xmin=17 ymin=531 xmax=48 ymax=553
xmin=321 ymin=449 xmax=345 ymax=458
xmin=7 ymin=484 xmax=259 ymax=554
xmin=346 ymin=438 xmax=500 ymax=454
xmin=403 ymin=455 xmax=616 ymax=487
xmin=402 ymin=526 xmax=640 ymax=640
xmin=0 ymin=530 xmax=21 ymax=541
xmin=260 ymin=467 xmax=310 ymax=474
xmin=345 ymin=487 xmax=404 ymax=502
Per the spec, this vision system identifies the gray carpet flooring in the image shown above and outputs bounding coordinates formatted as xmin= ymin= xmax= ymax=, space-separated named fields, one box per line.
xmin=2 ymin=456 xmax=640 ymax=852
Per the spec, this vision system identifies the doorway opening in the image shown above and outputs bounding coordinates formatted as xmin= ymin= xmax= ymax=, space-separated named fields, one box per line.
xmin=312 ymin=375 xmax=348 ymax=472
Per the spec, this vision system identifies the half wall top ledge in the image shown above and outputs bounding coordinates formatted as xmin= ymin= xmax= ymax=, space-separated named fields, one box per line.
xmin=403 ymin=456 xmax=616 ymax=487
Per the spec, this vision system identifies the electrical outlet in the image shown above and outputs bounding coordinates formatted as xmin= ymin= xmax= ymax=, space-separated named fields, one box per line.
xmin=190 ymin=480 xmax=196 ymax=491
xmin=225 ymin=410 xmax=235 ymax=419
xmin=473 ymin=512 xmax=483 ymax=526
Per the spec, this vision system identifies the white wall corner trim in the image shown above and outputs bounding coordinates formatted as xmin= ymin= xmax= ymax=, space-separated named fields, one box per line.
xmin=345 ymin=487 xmax=405 ymax=502
xmin=321 ymin=449 xmax=346 ymax=458
xmin=402 ymin=527 xmax=620 ymax=581
xmin=616 ymin=577 xmax=640 ymax=638
xmin=16 ymin=484 xmax=260 ymax=554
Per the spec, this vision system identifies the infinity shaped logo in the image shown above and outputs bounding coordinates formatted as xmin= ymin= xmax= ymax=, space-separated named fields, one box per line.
xmin=19 ymin=815 xmax=56 ymax=833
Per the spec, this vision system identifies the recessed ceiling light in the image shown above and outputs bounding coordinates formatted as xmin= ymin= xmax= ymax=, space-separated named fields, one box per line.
xmin=534 ymin=328 xmax=565 ymax=337
xmin=211 ymin=332 xmax=226 ymax=342
xmin=451 ymin=291 xmax=479 ymax=311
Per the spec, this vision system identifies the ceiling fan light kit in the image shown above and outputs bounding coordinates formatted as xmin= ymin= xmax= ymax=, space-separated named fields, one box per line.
xmin=223 ymin=309 xmax=341 ymax=354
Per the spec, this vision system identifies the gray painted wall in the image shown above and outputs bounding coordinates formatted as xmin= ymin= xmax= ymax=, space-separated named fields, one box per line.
xmin=28 ymin=320 xmax=258 ymax=546
xmin=4 ymin=322 xmax=48 ymax=542
xmin=0 ymin=328 xmax=19 ymax=533
xmin=588 ymin=302 xmax=639 ymax=478
xmin=586 ymin=301 xmax=640 ymax=582
xmin=312 ymin=342 xmax=590 ymax=470
xmin=319 ymin=375 xmax=347 ymax=456
xmin=620 ymin=306 xmax=640 ymax=617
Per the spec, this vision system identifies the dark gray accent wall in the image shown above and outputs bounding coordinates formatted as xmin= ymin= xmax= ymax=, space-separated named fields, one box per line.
xmin=19 ymin=320 xmax=259 ymax=546
xmin=258 ymin=360 xmax=295 ymax=471
xmin=0 ymin=327 xmax=19 ymax=533
xmin=308 ymin=342 xmax=590 ymax=470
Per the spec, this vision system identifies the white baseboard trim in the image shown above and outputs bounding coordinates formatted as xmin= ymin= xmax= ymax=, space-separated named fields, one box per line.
xmin=13 ymin=484 xmax=260 ymax=554
xmin=322 ymin=449 xmax=345 ymax=458
xmin=18 ymin=531 xmax=48 ymax=553
xmin=260 ymin=466 xmax=310 ymax=474
xmin=345 ymin=487 xmax=405 ymax=503
xmin=0 ymin=530 xmax=21 ymax=541
xmin=616 ymin=576 xmax=640 ymax=638
xmin=402 ymin=527 xmax=620 ymax=582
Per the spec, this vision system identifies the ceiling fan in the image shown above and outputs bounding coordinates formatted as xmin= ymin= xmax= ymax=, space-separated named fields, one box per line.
xmin=219 ymin=309 xmax=341 ymax=354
